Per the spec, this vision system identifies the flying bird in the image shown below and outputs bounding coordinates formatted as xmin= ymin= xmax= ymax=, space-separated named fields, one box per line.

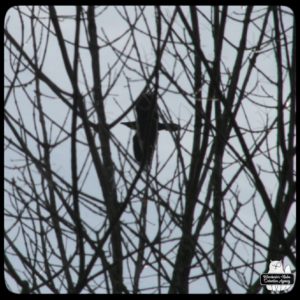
xmin=122 ymin=91 xmax=179 ymax=166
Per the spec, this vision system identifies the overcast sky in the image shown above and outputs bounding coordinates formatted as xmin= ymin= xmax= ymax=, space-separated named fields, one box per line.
xmin=4 ymin=6 xmax=295 ymax=294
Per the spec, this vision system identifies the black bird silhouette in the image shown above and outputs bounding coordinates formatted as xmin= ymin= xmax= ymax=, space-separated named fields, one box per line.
xmin=122 ymin=91 xmax=179 ymax=166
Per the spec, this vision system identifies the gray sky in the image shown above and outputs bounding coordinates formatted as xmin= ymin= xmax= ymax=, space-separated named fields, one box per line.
xmin=4 ymin=6 xmax=295 ymax=293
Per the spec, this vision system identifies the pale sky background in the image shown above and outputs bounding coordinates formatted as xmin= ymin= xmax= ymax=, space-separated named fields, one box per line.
xmin=4 ymin=6 xmax=295 ymax=293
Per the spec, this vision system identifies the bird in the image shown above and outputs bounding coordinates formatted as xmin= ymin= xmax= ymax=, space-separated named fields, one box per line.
xmin=122 ymin=90 xmax=179 ymax=166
